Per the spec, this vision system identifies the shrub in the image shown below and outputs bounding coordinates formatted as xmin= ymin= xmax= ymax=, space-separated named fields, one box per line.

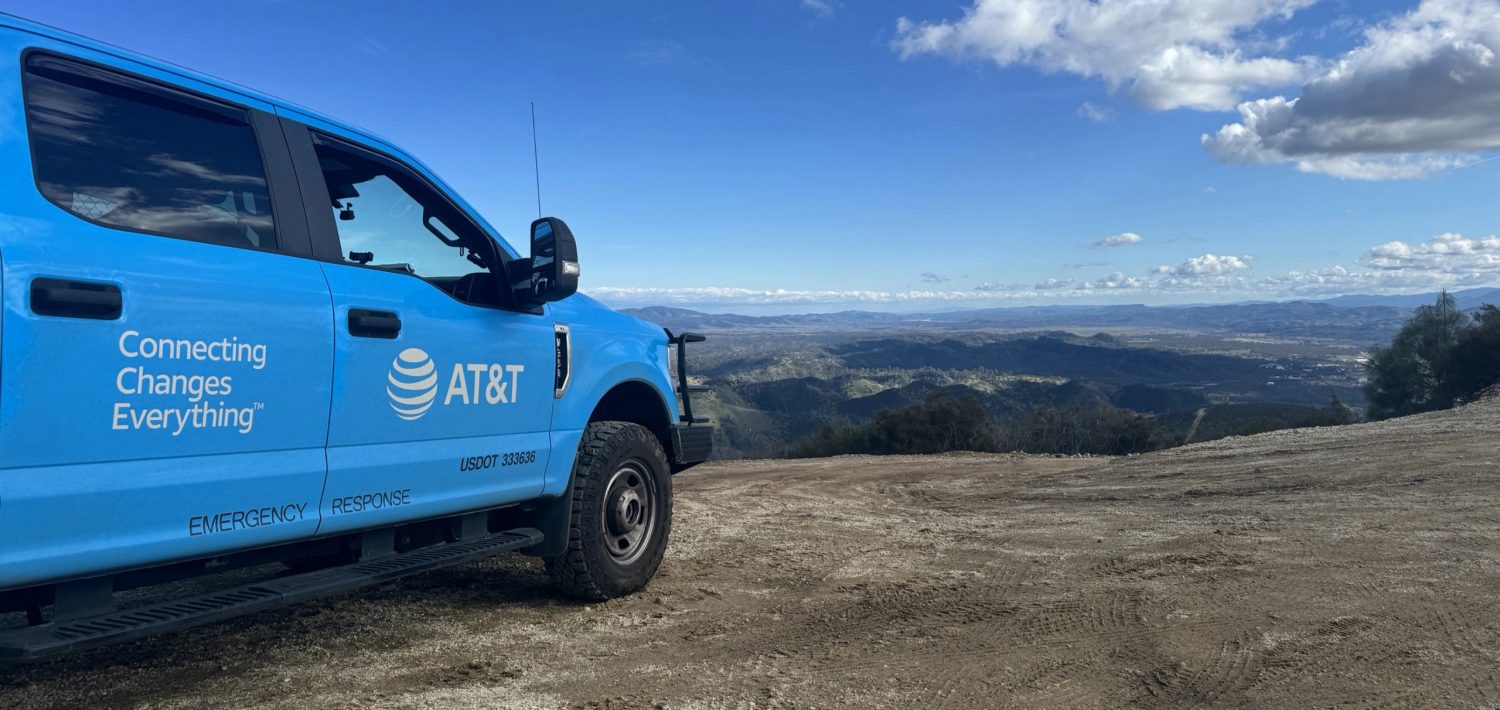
xmin=1448 ymin=305 xmax=1500 ymax=403
xmin=1002 ymin=404 xmax=1161 ymax=456
xmin=790 ymin=392 xmax=999 ymax=457
xmin=1365 ymin=293 xmax=1499 ymax=419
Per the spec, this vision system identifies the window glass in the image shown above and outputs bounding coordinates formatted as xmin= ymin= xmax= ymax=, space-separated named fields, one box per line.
xmin=23 ymin=55 xmax=276 ymax=249
xmin=313 ymin=136 xmax=500 ymax=305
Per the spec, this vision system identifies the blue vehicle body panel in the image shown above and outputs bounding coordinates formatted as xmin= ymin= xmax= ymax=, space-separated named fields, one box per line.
xmin=545 ymin=295 xmax=676 ymax=496
xmin=316 ymin=263 xmax=554 ymax=536
xmin=0 ymin=16 xmax=686 ymax=592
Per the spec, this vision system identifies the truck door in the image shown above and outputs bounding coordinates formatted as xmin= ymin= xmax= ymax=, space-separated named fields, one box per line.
xmin=0 ymin=52 xmax=333 ymax=589
xmin=281 ymin=120 xmax=554 ymax=535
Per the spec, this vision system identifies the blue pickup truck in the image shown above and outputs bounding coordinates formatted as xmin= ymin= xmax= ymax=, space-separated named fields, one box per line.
xmin=0 ymin=15 xmax=712 ymax=660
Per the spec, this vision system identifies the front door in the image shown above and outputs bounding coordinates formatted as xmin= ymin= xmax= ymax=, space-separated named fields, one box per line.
xmin=288 ymin=124 xmax=554 ymax=535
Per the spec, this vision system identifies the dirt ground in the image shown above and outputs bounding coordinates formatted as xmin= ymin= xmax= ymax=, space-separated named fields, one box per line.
xmin=2 ymin=398 xmax=1498 ymax=709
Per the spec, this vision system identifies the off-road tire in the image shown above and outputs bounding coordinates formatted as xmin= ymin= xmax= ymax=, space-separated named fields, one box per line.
xmin=545 ymin=421 xmax=673 ymax=601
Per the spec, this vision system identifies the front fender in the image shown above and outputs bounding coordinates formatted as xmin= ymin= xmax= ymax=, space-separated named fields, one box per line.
xmin=541 ymin=300 xmax=676 ymax=497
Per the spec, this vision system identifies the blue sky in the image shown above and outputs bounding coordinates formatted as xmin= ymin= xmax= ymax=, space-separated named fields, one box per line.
xmin=10 ymin=0 xmax=1500 ymax=313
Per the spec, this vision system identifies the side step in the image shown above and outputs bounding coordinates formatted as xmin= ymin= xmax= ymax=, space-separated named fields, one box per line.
xmin=0 ymin=527 xmax=542 ymax=662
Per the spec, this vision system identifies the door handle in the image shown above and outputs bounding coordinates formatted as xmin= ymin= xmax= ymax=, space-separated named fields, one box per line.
xmin=30 ymin=278 xmax=122 ymax=320
xmin=348 ymin=308 xmax=401 ymax=339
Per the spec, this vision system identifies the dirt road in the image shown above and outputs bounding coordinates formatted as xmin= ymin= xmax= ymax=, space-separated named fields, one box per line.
xmin=3 ymin=398 xmax=1499 ymax=708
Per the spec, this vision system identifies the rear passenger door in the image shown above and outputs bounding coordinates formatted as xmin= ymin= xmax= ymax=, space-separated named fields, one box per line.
xmin=280 ymin=120 xmax=555 ymax=535
xmin=0 ymin=52 xmax=334 ymax=589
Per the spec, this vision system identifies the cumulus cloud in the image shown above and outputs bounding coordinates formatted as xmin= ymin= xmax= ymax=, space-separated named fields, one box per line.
xmin=920 ymin=272 xmax=950 ymax=283
xmin=1204 ymin=0 xmax=1500 ymax=179
xmin=592 ymin=234 xmax=1500 ymax=308
xmin=1365 ymin=232 xmax=1500 ymax=276
xmin=1164 ymin=253 xmax=1252 ymax=277
xmin=1259 ymin=235 xmax=1500 ymax=294
xmin=1094 ymin=232 xmax=1145 ymax=248
xmin=893 ymin=0 xmax=1314 ymax=111
xmin=1081 ymin=271 xmax=1148 ymax=290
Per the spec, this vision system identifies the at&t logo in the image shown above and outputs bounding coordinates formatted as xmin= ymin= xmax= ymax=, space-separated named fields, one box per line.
xmin=387 ymin=348 xmax=438 ymax=420
xmin=385 ymin=347 xmax=526 ymax=421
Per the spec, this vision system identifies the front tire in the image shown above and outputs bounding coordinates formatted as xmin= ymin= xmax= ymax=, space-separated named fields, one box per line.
xmin=545 ymin=421 xmax=673 ymax=601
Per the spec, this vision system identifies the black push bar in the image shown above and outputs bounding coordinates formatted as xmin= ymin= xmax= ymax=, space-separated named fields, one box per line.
xmin=667 ymin=330 xmax=707 ymax=423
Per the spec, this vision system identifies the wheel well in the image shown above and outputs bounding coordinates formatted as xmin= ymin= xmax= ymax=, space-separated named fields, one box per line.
xmin=588 ymin=380 xmax=673 ymax=458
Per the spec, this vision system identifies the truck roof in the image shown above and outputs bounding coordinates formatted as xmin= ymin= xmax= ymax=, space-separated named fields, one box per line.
xmin=0 ymin=11 xmax=410 ymax=171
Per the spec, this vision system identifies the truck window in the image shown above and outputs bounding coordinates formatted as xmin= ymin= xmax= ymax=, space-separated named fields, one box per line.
xmin=312 ymin=135 xmax=501 ymax=306
xmin=22 ymin=54 xmax=276 ymax=250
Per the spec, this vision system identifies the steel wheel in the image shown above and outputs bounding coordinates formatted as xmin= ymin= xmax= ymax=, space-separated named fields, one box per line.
xmin=546 ymin=421 xmax=673 ymax=600
xmin=601 ymin=459 xmax=657 ymax=566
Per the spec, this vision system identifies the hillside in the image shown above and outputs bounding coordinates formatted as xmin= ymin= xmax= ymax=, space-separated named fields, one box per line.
xmin=5 ymin=398 xmax=1497 ymax=708
xmin=623 ymin=288 xmax=1500 ymax=338
xmin=690 ymin=331 xmax=1364 ymax=458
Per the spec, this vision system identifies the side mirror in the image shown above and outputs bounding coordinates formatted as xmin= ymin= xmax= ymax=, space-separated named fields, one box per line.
xmin=523 ymin=216 xmax=579 ymax=304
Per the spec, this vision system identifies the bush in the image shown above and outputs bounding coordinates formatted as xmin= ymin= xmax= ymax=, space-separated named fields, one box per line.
xmin=790 ymin=392 xmax=999 ymax=457
xmin=1448 ymin=305 xmax=1500 ymax=403
xmin=791 ymin=396 xmax=1162 ymax=458
xmin=1365 ymin=293 xmax=1500 ymax=419
xmin=1002 ymin=404 xmax=1161 ymax=456
xmin=1300 ymin=395 xmax=1359 ymax=427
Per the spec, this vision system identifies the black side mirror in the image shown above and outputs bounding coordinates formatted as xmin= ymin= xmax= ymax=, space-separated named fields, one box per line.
xmin=524 ymin=216 xmax=579 ymax=304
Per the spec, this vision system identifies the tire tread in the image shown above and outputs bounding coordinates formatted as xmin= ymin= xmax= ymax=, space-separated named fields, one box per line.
xmin=545 ymin=421 xmax=671 ymax=601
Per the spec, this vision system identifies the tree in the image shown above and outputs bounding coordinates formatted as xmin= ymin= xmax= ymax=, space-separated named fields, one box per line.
xmin=1448 ymin=304 xmax=1500 ymax=402
xmin=789 ymin=392 xmax=999 ymax=458
xmin=1364 ymin=292 xmax=1470 ymax=419
xmin=863 ymin=392 xmax=998 ymax=455
xmin=1003 ymin=403 xmax=1160 ymax=456
xmin=1302 ymin=395 xmax=1359 ymax=427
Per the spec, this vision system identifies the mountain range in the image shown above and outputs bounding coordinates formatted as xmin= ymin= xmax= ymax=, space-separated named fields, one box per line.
xmin=622 ymin=288 xmax=1500 ymax=345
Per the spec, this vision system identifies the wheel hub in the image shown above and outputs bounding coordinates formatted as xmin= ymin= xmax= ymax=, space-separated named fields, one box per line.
xmin=609 ymin=489 xmax=643 ymax=532
xmin=601 ymin=461 xmax=657 ymax=566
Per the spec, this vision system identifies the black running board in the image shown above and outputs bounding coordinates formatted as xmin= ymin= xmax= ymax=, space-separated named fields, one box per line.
xmin=0 ymin=527 xmax=542 ymax=662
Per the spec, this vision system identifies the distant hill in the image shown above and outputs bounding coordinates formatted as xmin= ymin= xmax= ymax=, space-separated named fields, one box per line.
xmin=623 ymin=300 xmax=1413 ymax=343
xmin=619 ymin=305 xmax=906 ymax=332
xmin=620 ymin=289 xmax=1499 ymax=344
xmin=621 ymin=292 xmax=1500 ymax=459
xmin=830 ymin=335 xmax=1349 ymax=405
xmin=1315 ymin=287 xmax=1500 ymax=311
xmin=690 ymin=330 xmax=1363 ymax=458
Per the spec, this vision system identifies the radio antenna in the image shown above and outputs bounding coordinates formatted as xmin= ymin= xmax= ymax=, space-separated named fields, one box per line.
xmin=530 ymin=101 xmax=542 ymax=218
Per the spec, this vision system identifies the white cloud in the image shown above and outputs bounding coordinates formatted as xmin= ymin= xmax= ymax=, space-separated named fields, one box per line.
xmin=1078 ymin=102 xmax=1115 ymax=123
xmin=800 ymin=0 xmax=836 ymax=18
xmin=593 ymin=234 xmax=1500 ymax=308
xmin=1167 ymin=253 xmax=1252 ymax=276
xmin=1260 ymin=235 xmax=1500 ymax=294
xmin=1082 ymin=271 xmax=1148 ymax=289
xmin=920 ymin=271 xmax=950 ymax=283
xmin=1363 ymin=232 xmax=1500 ymax=277
xmin=1204 ymin=0 xmax=1500 ymax=179
xmin=973 ymin=282 xmax=1005 ymax=291
xmin=590 ymin=285 xmax=1042 ymax=306
xmin=893 ymin=0 xmax=1314 ymax=111
xmin=1094 ymin=231 xmax=1145 ymax=248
